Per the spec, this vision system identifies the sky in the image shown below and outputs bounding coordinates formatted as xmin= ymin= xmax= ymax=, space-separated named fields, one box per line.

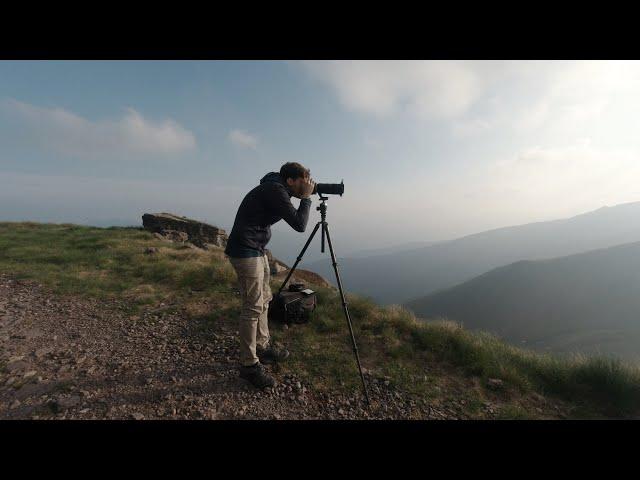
xmin=1 ymin=60 xmax=640 ymax=263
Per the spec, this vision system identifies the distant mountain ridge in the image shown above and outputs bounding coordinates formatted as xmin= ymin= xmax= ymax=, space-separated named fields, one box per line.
xmin=341 ymin=240 xmax=439 ymax=259
xmin=305 ymin=201 xmax=640 ymax=305
xmin=404 ymin=240 xmax=640 ymax=361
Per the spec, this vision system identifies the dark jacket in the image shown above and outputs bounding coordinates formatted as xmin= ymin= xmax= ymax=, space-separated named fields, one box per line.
xmin=224 ymin=172 xmax=312 ymax=257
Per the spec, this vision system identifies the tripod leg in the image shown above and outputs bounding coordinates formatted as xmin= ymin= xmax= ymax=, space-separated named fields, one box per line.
xmin=276 ymin=221 xmax=321 ymax=296
xmin=322 ymin=222 xmax=371 ymax=407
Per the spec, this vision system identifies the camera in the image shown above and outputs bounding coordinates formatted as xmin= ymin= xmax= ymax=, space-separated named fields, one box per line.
xmin=312 ymin=180 xmax=344 ymax=196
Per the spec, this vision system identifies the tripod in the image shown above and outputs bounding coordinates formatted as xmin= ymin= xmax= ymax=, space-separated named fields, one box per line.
xmin=277 ymin=194 xmax=371 ymax=407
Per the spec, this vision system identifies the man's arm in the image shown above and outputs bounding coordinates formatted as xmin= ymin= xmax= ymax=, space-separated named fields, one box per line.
xmin=264 ymin=184 xmax=311 ymax=232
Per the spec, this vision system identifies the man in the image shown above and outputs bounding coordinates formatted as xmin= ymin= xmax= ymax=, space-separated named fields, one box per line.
xmin=224 ymin=162 xmax=316 ymax=389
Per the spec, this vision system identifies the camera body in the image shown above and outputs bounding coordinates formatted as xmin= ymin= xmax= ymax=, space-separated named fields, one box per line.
xmin=312 ymin=180 xmax=344 ymax=196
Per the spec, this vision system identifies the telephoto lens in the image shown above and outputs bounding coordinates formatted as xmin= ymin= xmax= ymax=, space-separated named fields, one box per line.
xmin=312 ymin=180 xmax=344 ymax=196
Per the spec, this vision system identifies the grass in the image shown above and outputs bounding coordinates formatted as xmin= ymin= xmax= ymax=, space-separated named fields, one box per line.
xmin=277 ymin=276 xmax=640 ymax=417
xmin=0 ymin=222 xmax=236 ymax=311
xmin=495 ymin=404 xmax=532 ymax=420
xmin=410 ymin=321 xmax=640 ymax=417
xmin=2 ymin=221 xmax=640 ymax=418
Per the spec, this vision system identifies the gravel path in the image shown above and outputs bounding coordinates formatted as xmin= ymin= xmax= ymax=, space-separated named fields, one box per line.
xmin=0 ymin=273 xmax=530 ymax=420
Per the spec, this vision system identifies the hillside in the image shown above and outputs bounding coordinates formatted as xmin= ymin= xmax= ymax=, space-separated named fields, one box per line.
xmin=2 ymin=222 xmax=640 ymax=419
xmin=405 ymin=241 xmax=640 ymax=362
xmin=342 ymin=240 xmax=439 ymax=259
xmin=306 ymin=201 xmax=640 ymax=305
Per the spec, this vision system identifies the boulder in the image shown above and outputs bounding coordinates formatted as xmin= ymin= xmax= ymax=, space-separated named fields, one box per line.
xmin=263 ymin=249 xmax=334 ymax=289
xmin=272 ymin=267 xmax=335 ymax=290
xmin=162 ymin=230 xmax=189 ymax=243
xmin=142 ymin=213 xmax=227 ymax=247
xmin=265 ymin=249 xmax=289 ymax=274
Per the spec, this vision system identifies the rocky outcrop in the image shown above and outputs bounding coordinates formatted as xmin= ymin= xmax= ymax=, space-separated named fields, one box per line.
xmin=152 ymin=230 xmax=189 ymax=243
xmin=272 ymin=266 xmax=335 ymax=290
xmin=265 ymin=249 xmax=289 ymax=274
xmin=264 ymin=249 xmax=334 ymax=289
xmin=142 ymin=213 xmax=227 ymax=248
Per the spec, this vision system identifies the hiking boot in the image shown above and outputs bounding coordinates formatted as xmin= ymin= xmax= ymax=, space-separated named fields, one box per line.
xmin=257 ymin=342 xmax=290 ymax=365
xmin=239 ymin=362 xmax=276 ymax=389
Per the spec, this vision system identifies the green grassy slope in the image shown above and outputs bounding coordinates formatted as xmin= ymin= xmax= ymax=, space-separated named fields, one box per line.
xmin=404 ymin=242 xmax=640 ymax=362
xmin=2 ymin=222 xmax=640 ymax=418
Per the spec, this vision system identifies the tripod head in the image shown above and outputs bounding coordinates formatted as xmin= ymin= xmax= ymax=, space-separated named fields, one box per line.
xmin=315 ymin=193 xmax=331 ymax=251
xmin=316 ymin=193 xmax=329 ymax=216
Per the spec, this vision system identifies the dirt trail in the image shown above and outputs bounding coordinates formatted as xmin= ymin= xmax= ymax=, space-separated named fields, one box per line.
xmin=0 ymin=272 xmax=525 ymax=420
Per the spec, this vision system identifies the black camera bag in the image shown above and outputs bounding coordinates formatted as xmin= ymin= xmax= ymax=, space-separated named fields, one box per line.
xmin=268 ymin=283 xmax=317 ymax=325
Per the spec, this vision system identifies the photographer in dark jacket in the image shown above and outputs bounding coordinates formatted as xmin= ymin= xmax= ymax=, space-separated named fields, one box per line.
xmin=225 ymin=162 xmax=315 ymax=389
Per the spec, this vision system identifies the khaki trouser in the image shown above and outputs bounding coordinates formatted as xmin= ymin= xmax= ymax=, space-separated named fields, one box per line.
xmin=228 ymin=254 xmax=273 ymax=366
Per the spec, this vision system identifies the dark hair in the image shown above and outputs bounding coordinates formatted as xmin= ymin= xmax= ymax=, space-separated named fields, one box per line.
xmin=280 ymin=162 xmax=310 ymax=182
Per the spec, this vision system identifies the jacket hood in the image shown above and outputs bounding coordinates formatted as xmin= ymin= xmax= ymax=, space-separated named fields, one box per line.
xmin=260 ymin=171 xmax=293 ymax=195
xmin=260 ymin=171 xmax=283 ymax=184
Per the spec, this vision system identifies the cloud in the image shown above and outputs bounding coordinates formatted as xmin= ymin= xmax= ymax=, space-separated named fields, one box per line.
xmin=299 ymin=60 xmax=640 ymax=144
xmin=300 ymin=60 xmax=482 ymax=119
xmin=228 ymin=129 xmax=258 ymax=149
xmin=509 ymin=61 xmax=638 ymax=133
xmin=470 ymin=140 xmax=640 ymax=220
xmin=451 ymin=61 xmax=640 ymax=138
xmin=2 ymin=99 xmax=196 ymax=157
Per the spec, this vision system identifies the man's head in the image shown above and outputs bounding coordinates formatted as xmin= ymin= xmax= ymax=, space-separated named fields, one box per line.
xmin=280 ymin=162 xmax=311 ymax=197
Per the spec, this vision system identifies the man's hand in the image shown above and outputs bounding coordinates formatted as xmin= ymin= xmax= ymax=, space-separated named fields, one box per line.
xmin=299 ymin=177 xmax=315 ymax=199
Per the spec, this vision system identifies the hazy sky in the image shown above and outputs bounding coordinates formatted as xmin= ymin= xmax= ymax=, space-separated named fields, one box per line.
xmin=1 ymin=61 xmax=640 ymax=262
